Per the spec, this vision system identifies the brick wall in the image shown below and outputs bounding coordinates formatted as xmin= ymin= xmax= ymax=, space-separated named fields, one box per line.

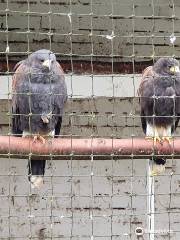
xmin=0 ymin=0 xmax=180 ymax=64
xmin=0 ymin=96 xmax=179 ymax=239
xmin=0 ymin=1 xmax=180 ymax=238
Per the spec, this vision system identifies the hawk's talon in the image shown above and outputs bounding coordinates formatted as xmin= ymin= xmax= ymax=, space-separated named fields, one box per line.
xmin=33 ymin=135 xmax=46 ymax=144
xmin=145 ymin=136 xmax=162 ymax=144
xmin=162 ymin=136 xmax=172 ymax=145
xmin=145 ymin=136 xmax=153 ymax=141
xmin=153 ymin=136 xmax=162 ymax=144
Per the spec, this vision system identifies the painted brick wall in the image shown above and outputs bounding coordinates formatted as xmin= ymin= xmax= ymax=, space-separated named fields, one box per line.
xmin=0 ymin=0 xmax=180 ymax=62
xmin=0 ymin=1 xmax=180 ymax=239
xmin=0 ymin=97 xmax=179 ymax=239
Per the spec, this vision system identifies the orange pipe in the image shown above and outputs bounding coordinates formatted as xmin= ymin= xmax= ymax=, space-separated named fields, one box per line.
xmin=0 ymin=136 xmax=178 ymax=159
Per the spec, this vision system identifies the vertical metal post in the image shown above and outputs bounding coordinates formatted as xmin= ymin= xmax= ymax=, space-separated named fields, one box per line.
xmin=147 ymin=159 xmax=155 ymax=240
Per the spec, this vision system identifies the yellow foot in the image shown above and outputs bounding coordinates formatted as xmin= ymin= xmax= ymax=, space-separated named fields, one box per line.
xmin=150 ymin=164 xmax=165 ymax=176
xmin=33 ymin=135 xmax=46 ymax=144
xmin=145 ymin=136 xmax=162 ymax=144
xmin=162 ymin=136 xmax=172 ymax=145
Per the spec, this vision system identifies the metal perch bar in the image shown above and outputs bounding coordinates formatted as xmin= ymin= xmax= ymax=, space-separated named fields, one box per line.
xmin=0 ymin=136 xmax=179 ymax=159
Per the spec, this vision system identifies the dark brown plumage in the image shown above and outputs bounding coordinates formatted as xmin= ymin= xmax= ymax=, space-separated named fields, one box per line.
xmin=12 ymin=49 xmax=67 ymax=187
xmin=138 ymin=58 xmax=180 ymax=175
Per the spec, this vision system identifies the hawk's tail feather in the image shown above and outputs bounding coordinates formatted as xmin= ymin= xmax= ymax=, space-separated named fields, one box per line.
xmin=153 ymin=157 xmax=166 ymax=165
xmin=150 ymin=157 xmax=166 ymax=176
xmin=30 ymin=176 xmax=44 ymax=189
xmin=28 ymin=160 xmax=46 ymax=188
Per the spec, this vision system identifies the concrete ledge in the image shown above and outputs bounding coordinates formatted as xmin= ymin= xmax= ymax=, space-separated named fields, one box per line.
xmin=0 ymin=74 xmax=141 ymax=99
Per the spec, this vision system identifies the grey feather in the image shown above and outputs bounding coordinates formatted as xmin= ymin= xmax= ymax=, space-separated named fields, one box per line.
xmin=139 ymin=58 xmax=180 ymax=133
xmin=138 ymin=58 xmax=180 ymax=171
xmin=12 ymin=49 xmax=67 ymax=136
xmin=12 ymin=49 xmax=67 ymax=187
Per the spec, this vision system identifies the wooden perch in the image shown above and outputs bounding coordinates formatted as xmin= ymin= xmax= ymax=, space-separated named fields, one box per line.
xmin=0 ymin=136 xmax=179 ymax=159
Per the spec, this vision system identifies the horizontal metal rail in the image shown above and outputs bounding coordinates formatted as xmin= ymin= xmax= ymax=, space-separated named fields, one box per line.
xmin=0 ymin=136 xmax=178 ymax=160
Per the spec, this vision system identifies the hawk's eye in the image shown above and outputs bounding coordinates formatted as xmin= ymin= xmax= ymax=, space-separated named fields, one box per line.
xmin=40 ymin=59 xmax=44 ymax=63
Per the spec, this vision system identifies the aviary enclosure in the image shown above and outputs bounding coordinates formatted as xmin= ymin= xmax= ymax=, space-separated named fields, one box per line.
xmin=0 ymin=0 xmax=180 ymax=239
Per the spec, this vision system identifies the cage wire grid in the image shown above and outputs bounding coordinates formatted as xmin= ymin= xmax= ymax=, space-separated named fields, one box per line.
xmin=0 ymin=0 xmax=180 ymax=239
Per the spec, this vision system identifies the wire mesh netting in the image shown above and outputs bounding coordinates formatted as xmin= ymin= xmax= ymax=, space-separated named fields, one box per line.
xmin=0 ymin=0 xmax=180 ymax=239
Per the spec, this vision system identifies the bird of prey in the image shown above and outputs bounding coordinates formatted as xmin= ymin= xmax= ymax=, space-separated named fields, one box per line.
xmin=138 ymin=58 xmax=180 ymax=175
xmin=12 ymin=49 xmax=67 ymax=188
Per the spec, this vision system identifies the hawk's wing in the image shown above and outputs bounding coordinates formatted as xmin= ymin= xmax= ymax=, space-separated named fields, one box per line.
xmin=11 ymin=60 xmax=67 ymax=137
xmin=12 ymin=61 xmax=29 ymax=135
xmin=137 ymin=66 xmax=154 ymax=97
xmin=53 ymin=61 xmax=67 ymax=137
xmin=173 ymin=75 xmax=180 ymax=132
xmin=138 ymin=65 xmax=180 ymax=134
xmin=137 ymin=66 xmax=155 ymax=134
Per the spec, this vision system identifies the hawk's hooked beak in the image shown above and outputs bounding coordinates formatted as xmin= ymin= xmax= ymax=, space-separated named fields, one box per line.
xmin=42 ymin=59 xmax=51 ymax=70
xmin=170 ymin=65 xmax=180 ymax=73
